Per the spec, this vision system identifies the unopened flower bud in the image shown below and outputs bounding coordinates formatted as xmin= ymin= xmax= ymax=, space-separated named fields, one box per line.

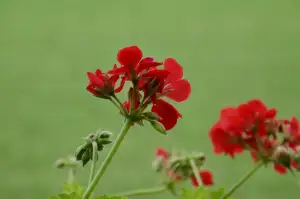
xmin=143 ymin=112 xmax=161 ymax=121
xmin=75 ymin=130 xmax=113 ymax=166
xmin=150 ymin=120 xmax=167 ymax=135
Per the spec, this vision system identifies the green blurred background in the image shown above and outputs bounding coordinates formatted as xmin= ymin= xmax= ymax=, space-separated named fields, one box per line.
xmin=1 ymin=0 xmax=300 ymax=198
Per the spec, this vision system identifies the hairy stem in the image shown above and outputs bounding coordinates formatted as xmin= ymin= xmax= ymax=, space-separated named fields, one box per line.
xmin=221 ymin=162 xmax=263 ymax=199
xmin=88 ymin=141 xmax=98 ymax=185
xmin=82 ymin=119 xmax=132 ymax=199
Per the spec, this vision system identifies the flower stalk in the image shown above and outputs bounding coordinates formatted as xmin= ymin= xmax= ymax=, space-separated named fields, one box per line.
xmin=82 ymin=119 xmax=132 ymax=199
xmin=221 ymin=162 xmax=263 ymax=199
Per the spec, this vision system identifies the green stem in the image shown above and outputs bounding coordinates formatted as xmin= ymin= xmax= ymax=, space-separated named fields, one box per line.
xmin=112 ymin=95 xmax=128 ymax=116
xmin=221 ymin=162 xmax=263 ymax=199
xmin=189 ymin=158 xmax=202 ymax=186
xmin=109 ymin=98 xmax=120 ymax=110
xmin=88 ymin=141 xmax=98 ymax=185
xmin=68 ymin=168 xmax=76 ymax=184
xmin=115 ymin=186 xmax=167 ymax=197
xmin=82 ymin=119 xmax=132 ymax=199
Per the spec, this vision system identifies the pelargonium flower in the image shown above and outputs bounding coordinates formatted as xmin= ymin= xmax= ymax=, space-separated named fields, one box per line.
xmin=86 ymin=45 xmax=191 ymax=132
xmin=209 ymin=98 xmax=300 ymax=175
xmin=108 ymin=46 xmax=162 ymax=92
xmin=86 ymin=69 xmax=119 ymax=98
xmin=209 ymin=99 xmax=277 ymax=157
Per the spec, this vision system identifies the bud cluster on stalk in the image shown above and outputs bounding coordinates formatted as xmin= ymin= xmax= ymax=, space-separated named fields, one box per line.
xmin=75 ymin=131 xmax=113 ymax=166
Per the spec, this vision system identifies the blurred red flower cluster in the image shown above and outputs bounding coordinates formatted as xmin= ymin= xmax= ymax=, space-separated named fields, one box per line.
xmin=155 ymin=148 xmax=214 ymax=187
xmin=209 ymin=99 xmax=300 ymax=174
xmin=86 ymin=46 xmax=191 ymax=131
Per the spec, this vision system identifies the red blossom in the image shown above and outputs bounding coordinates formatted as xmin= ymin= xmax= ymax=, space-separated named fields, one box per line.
xmin=108 ymin=46 xmax=162 ymax=92
xmin=87 ymin=46 xmax=191 ymax=132
xmin=210 ymin=98 xmax=300 ymax=175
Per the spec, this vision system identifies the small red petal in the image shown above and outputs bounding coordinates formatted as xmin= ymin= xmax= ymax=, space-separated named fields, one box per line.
xmin=95 ymin=69 xmax=103 ymax=76
xmin=143 ymin=69 xmax=170 ymax=79
xmin=190 ymin=170 xmax=214 ymax=187
xmin=266 ymin=108 xmax=277 ymax=119
xmin=108 ymin=66 xmax=128 ymax=75
xmin=136 ymin=57 xmax=162 ymax=73
xmin=190 ymin=175 xmax=199 ymax=187
xmin=151 ymin=99 xmax=181 ymax=130
xmin=290 ymin=116 xmax=299 ymax=133
xmin=199 ymin=170 xmax=214 ymax=186
xmin=164 ymin=58 xmax=183 ymax=83
xmin=273 ymin=164 xmax=287 ymax=174
xmin=87 ymin=72 xmax=104 ymax=87
xmin=86 ymin=82 xmax=96 ymax=95
xmin=155 ymin=148 xmax=170 ymax=159
xmin=117 ymin=46 xmax=143 ymax=67
xmin=109 ymin=74 xmax=119 ymax=88
xmin=115 ymin=76 xmax=127 ymax=93
xmin=164 ymin=79 xmax=191 ymax=102
xmin=291 ymin=160 xmax=298 ymax=169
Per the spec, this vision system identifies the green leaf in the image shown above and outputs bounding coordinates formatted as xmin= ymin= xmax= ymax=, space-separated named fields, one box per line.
xmin=181 ymin=187 xmax=208 ymax=199
xmin=94 ymin=195 xmax=128 ymax=199
xmin=210 ymin=188 xmax=227 ymax=199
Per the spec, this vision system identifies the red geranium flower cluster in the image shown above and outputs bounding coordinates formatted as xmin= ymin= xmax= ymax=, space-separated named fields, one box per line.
xmin=154 ymin=148 xmax=214 ymax=187
xmin=209 ymin=99 xmax=300 ymax=174
xmin=86 ymin=46 xmax=191 ymax=131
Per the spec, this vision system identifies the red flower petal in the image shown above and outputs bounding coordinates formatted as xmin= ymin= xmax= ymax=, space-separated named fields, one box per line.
xmin=164 ymin=58 xmax=183 ymax=83
xmin=86 ymin=82 xmax=96 ymax=95
xmin=87 ymin=71 xmax=104 ymax=87
xmin=109 ymin=74 xmax=119 ymax=88
xmin=155 ymin=148 xmax=170 ymax=159
xmin=191 ymin=170 xmax=214 ymax=187
xmin=164 ymin=79 xmax=191 ymax=102
xmin=115 ymin=76 xmax=127 ymax=93
xmin=266 ymin=108 xmax=277 ymax=119
xmin=290 ymin=116 xmax=299 ymax=133
xmin=190 ymin=175 xmax=199 ymax=187
xmin=136 ymin=57 xmax=162 ymax=73
xmin=143 ymin=69 xmax=170 ymax=79
xmin=199 ymin=170 xmax=214 ymax=186
xmin=273 ymin=164 xmax=287 ymax=174
xmin=117 ymin=46 xmax=143 ymax=67
xmin=108 ymin=66 xmax=128 ymax=75
xmin=151 ymin=99 xmax=181 ymax=130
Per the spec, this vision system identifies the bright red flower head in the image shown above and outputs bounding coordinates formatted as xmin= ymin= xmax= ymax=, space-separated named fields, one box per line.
xmin=209 ymin=99 xmax=278 ymax=157
xmin=109 ymin=46 xmax=162 ymax=92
